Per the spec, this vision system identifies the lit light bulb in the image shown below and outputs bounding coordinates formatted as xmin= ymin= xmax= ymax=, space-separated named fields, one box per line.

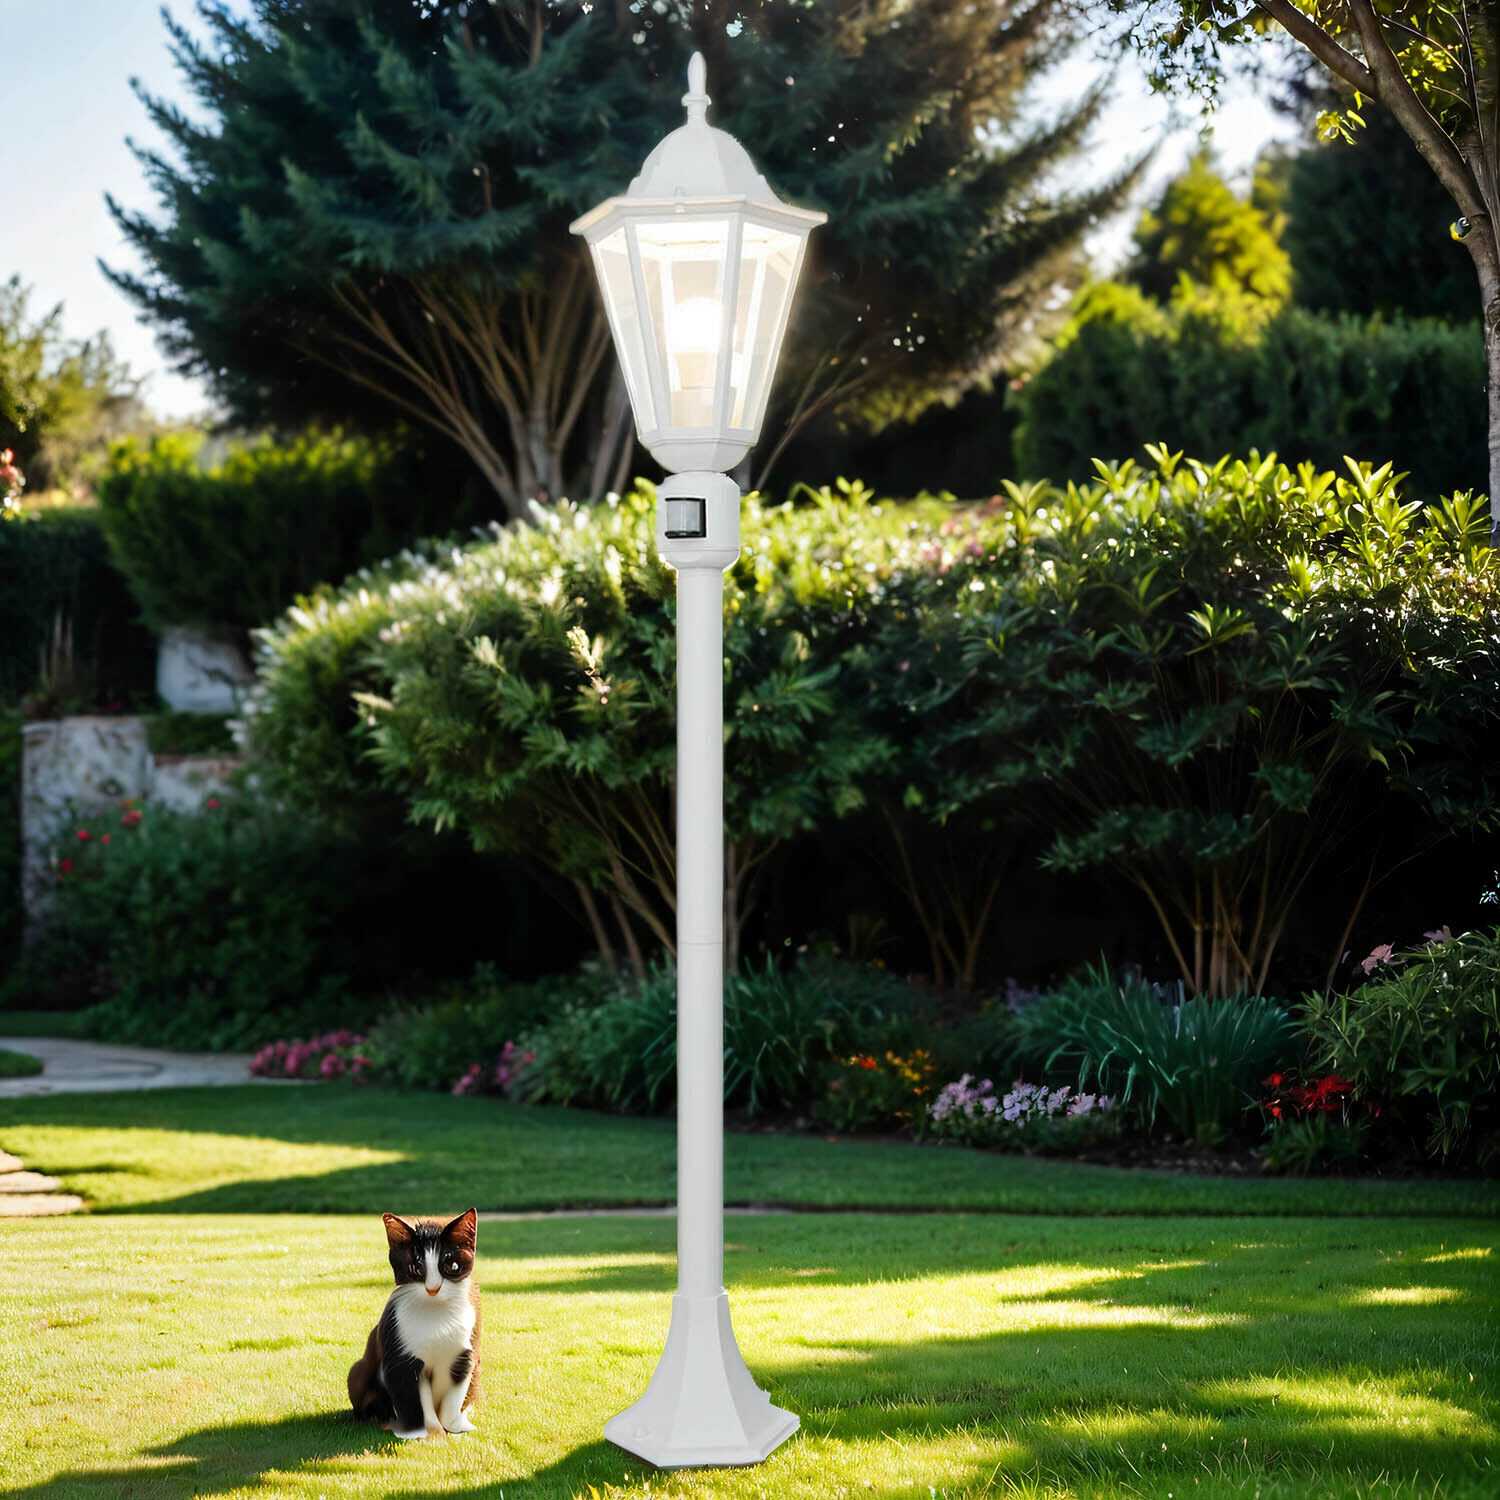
xmin=666 ymin=296 xmax=722 ymax=356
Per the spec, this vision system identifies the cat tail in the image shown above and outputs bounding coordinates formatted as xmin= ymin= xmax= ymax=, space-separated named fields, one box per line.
xmin=348 ymin=1323 xmax=391 ymax=1422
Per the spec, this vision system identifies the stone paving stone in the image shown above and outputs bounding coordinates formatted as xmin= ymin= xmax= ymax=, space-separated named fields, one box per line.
xmin=0 ymin=1151 xmax=23 ymax=1172
xmin=0 ymin=1170 xmax=62 ymax=1192
xmin=0 ymin=1194 xmax=84 ymax=1217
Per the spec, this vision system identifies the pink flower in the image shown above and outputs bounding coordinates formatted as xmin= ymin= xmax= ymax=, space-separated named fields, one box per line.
xmin=1423 ymin=926 xmax=1453 ymax=945
xmin=1360 ymin=943 xmax=1395 ymax=975
xmin=205 ymin=797 xmax=220 ymax=811
xmin=101 ymin=833 xmax=110 ymax=845
xmin=121 ymin=810 xmax=143 ymax=828
xmin=320 ymin=1053 xmax=345 ymax=1080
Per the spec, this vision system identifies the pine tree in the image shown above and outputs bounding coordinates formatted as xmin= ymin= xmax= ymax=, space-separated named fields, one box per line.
xmin=111 ymin=1 xmax=1136 ymax=512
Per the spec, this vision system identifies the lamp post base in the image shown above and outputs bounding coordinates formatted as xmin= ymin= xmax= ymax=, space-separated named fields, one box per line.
xmin=604 ymin=1290 xmax=798 ymax=1469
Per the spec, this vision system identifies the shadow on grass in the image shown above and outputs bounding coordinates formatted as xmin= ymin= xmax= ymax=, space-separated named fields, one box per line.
xmin=9 ymin=1083 xmax=1497 ymax=1219
xmin=11 ymin=1237 xmax=1499 ymax=1500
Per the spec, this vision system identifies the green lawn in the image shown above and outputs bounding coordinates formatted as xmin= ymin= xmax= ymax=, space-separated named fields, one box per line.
xmin=2 ymin=1083 xmax=1496 ymax=1217
xmin=0 ymin=1044 xmax=43 ymax=1078
xmin=1 ymin=1212 xmax=1495 ymax=1499
xmin=2 ymin=1085 xmax=1496 ymax=1498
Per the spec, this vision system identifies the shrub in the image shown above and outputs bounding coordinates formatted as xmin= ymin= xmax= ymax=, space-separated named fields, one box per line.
xmin=363 ymin=966 xmax=620 ymax=1093
xmin=0 ymin=506 xmax=155 ymax=707
xmin=1254 ymin=1072 xmax=1374 ymax=1175
xmin=1299 ymin=928 xmax=1500 ymax=1165
xmin=11 ymin=792 xmax=445 ymax=1049
xmin=1014 ymin=965 xmax=1297 ymax=1142
xmin=252 ymin=459 xmax=1499 ymax=996
xmin=95 ymin=429 xmax=479 ymax=635
xmin=1012 ymin=287 xmax=1485 ymax=500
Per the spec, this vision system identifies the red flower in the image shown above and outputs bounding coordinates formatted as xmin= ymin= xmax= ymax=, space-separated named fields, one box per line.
xmin=1262 ymin=1072 xmax=1285 ymax=1089
xmin=59 ymin=858 xmax=72 ymax=874
xmin=76 ymin=829 xmax=91 ymax=842
xmin=1268 ymin=1103 xmax=1281 ymax=1119
xmin=101 ymin=833 xmax=110 ymax=845
xmin=205 ymin=797 xmax=220 ymax=810
xmin=859 ymin=1056 xmax=877 ymax=1071
xmin=121 ymin=810 xmax=143 ymax=828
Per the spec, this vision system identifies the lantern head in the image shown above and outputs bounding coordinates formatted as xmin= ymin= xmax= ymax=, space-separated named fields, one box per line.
xmin=570 ymin=53 xmax=826 ymax=475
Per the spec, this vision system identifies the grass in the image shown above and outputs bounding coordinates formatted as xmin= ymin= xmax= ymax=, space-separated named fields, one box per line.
xmin=1 ymin=1211 xmax=1495 ymax=1499
xmin=0 ymin=1044 xmax=43 ymax=1078
xmin=0 ymin=1083 xmax=1496 ymax=1217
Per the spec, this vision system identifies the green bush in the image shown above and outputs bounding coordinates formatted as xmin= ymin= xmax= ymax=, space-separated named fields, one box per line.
xmin=1299 ymin=928 xmax=1500 ymax=1165
xmin=8 ymin=792 xmax=439 ymax=1048
xmin=142 ymin=711 xmax=237 ymax=757
xmin=0 ymin=507 xmax=156 ymax=707
xmin=95 ymin=429 xmax=479 ymax=635
xmin=1012 ymin=286 xmax=1485 ymax=500
xmin=252 ymin=460 xmax=1499 ymax=997
xmin=366 ymin=966 xmax=622 ymax=1094
xmin=0 ymin=707 xmax=21 ymax=967
xmin=1014 ymin=965 xmax=1297 ymax=1141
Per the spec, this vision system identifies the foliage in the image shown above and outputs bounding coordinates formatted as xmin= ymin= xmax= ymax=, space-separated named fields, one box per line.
xmin=110 ymin=0 xmax=1133 ymax=511
xmin=1300 ymin=928 xmax=1500 ymax=1165
xmin=1126 ymin=151 xmax=1291 ymax=314
xmin=0 ymin=706 xmax=21 ymax=967
xmin=142 ymin=711 xmax=237 ymax=758
xmin=515 ymin=953 xmax=923 ymax=1118
xmin=1273 ymin=111 xmax=1476 ymax=323
xmin=0 ymin=275 xmax=144 ymax=493
xmin=0 ymin=505 xmax=156 ymax=710
xmin=249 ymin=483 xmax=927 ymax=966
xmin=1013 ymin=965 xmax=1297 ymax=1141
xmin=921 ymin=1073 xmax=1120 ymax=1152
xmin=256 ymin=459 xmax=1500 ymax=996
xmin=367 ymin=965 xmax=625 ymax=1095
xmin=1012 ymin=290 xmax=1485 ymax=498
xmin=815 ymin=1048 xmax=939 ymax=1134
xmin=0 ymin=1046 xmax=43 ymax=1079
xmin=94 ymin=429 xmax=473 ymax=634
xmin=1113 ymin=0 xmax=1500 ymax=511
xmin=11 ymin=793 xmax=444 ymax=1049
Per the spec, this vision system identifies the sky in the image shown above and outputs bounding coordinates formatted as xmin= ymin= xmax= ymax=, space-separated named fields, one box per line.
xmin=0 ymin=1 xmax=1302 ymax=423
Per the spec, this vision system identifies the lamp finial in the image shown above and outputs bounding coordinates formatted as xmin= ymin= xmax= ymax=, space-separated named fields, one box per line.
xmin=684 ymin=52 xmax=709 ymax=124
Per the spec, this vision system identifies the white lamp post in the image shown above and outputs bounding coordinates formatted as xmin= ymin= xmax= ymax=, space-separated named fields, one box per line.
xmin=570 ymin=52 xmax=824 ymax=1469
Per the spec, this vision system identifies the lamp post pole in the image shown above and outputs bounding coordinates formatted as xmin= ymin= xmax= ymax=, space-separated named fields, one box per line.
xmin=571 ymin=52 xmax=824 ymax=1467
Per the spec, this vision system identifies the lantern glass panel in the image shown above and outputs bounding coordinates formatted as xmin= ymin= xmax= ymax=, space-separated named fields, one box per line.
xmin=730 ymin=222 xmax=804 ymax=431
xmin=635 ymin=218 xmax=732 ymax=431
xmin=591 ymin=227 xmax=657 ymax=432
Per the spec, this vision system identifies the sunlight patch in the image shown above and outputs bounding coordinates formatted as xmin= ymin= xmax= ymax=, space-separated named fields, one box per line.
xmin=1422 ymin=1247 xmax=1492 ymax=1265
xmin=1350 ymin=1285 xmax=1464 ymax=1306
xmin=1200 ymin=1373 xmax=1495 ymax=1440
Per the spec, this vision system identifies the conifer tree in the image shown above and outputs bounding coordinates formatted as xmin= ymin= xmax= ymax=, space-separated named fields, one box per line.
xmin=111 ymin=0 xmax=1134 ymax=513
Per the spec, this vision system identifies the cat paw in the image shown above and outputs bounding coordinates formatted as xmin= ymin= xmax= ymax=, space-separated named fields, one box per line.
xmin=443 ymin=1413 xmax=476 ymax=1435
xmin=388 ymin=1426 xmax=428 ymax=1442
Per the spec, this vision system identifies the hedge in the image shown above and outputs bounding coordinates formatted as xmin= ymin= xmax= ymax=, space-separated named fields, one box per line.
xmin=248 ymin=458 xmax=1499 ymax=997
xmin=95 ymin=429 xmax=488 ymax=635
xmin=1011 ymin=284 xmax=1486 ymax=501
xmin=0 ymin=507 xmax=156 ymax=709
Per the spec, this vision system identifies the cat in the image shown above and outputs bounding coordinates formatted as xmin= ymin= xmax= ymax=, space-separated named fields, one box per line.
xmin=348 ymin=1208 xmax=482 ymax=1440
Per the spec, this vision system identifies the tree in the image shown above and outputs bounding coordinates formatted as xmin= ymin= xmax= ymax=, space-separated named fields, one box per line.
xmin=1126 ymin=149 xmax=1292 ymax=310
xmin=0 ymin=276 xmax=143 ymax=493
xmin=1272 ymin=109 xmax=1475 ymax=321
xmin=1117 ymin=1 xmax=1499 ymax=522
xmin=110 ymin=0 xmax=1135 ymax=517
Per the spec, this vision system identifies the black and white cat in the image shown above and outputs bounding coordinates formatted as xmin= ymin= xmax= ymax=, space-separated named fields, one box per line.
xmin=348 ymin=1209 xmax=482 ymax=1440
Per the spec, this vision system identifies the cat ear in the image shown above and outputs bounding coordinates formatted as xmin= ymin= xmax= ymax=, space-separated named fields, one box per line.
xmin=443 ymin=1208 xmax=478 ymax=1248
xmin=383 ymin=1213 xmax=415 ymax=1246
